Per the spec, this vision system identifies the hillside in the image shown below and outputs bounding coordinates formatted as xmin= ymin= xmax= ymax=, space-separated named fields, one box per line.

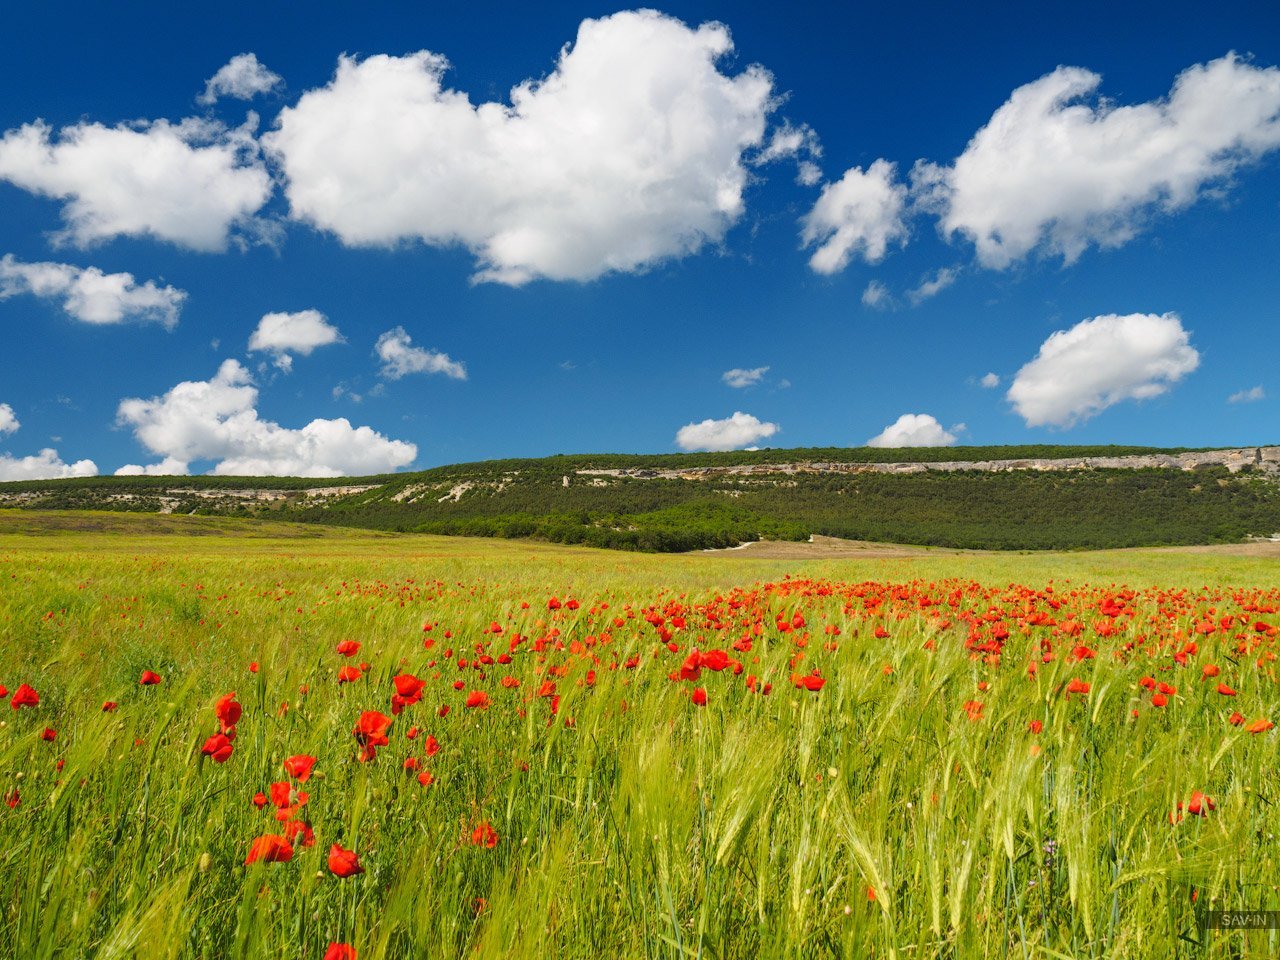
xmin=1 ymin=444 xmax=1278 ymax=551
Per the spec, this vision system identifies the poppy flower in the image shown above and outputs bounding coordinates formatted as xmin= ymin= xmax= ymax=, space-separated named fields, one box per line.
xmin=354 ymin=711 xmax=393 ymax=762
xmin=471 ymin=821 xmax=499 ymax=847
xmin=336 ymin=640 xmax=361 ymax=657
xmin=40 ymin=728 xmax=56 ymax=742
xmin=1151 ymin=693 xmax=1168 ymax=708
xmin=424 ymin=735 xmax=440 ymax=756
xmin=691 ymin=688 xmax=707 ymax=707
xmin=283 ymin=819 xmax=315 ymax=847
xmin=244 ymin=834 xmax=293 ymax=864
xmin=795 ymin=673 xmax=826 ymax=692
xmin=10 ymin=684 xmax=38 ymax=710
xmin=1229 ymin=711 xmax=1245 ymax=726
xmin=252 ymin=792 xmax=268 ymax=809
xmin=417 ymin=770 xmax=434 ymax=787
xmin=464 ymin=691 xmax=490 ymax=709
xmin=328 ymin=843 xmax=364 ymax=878
xmin=1028 ymin=719 xmax=1043 ymax=734
xmin=201 ymin=733 xmax=234 ymax=763
xmin=5 ymin=790 xmax=18 ymax=809
xmin=1246 ymin=718 xmax=1275 ymax=734
xmin=283 ymin=755 xmax=317 ymax=782
xmin=337 ymin=666 xmax=363 ymax=684
xmin=101 ymin=701 xmax=117 ymax=712
xmin=139 ymin=670 xmax=162 ymax=686
xmin=1216 ymin=683 xmax=1237 ymax=697
xmin=215 ymin=693 xmax=242 ymax=734
xmin=1185 ymin=791 xmax=1215 ymax=816
xmin=324 ymin=943 xmax=357 ymax=960
xmin=1064 ymin=679 xmax=1090 ymax=698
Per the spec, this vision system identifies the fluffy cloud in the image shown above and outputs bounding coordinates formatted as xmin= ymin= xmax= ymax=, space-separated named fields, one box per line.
xmin=248 ymin=309 xmax=343 ymax=371
xmin=115 ymin=359 xmax=418 ymax=476
xmin=0 ymin=403 xmax=18 ymax=435
xmin=375 ymin=327 xmax=467 ymax=381
xmin=1006 ymin=312 xmax=1200 ymax=427
xmin=0 ymin=254 xmax=185 ymax=326
xmin=980 ymin=372 xmax=1000 ymax=389
xmin=265 ymin=11 xmax=775 ymax=284
xmin=198 ymin=53 xmax=284 ymax=105
xmin=917 ymin=54 xmax=1280 ymax=268
xmin=861 ymin=280 xmax=891 ymax=309
xmin=0 ymin=115 xmax=273 ymax=250
xmin=675 ymin=411 xmax=779 ymax=451
xmin=722 ymin=366 xmax=769 ymax=388
xmin=0 ymin=448 xmax=98 ymax=481
xmin=866 ymin=414 xmax=957 ymax=448
xmin=907 ymin=266 xmax=958 ymax=305
xmin=801 ymin=160 xmax=908 ymax=274
xmin=1228 ymin=385 xmax=1265 ymax=404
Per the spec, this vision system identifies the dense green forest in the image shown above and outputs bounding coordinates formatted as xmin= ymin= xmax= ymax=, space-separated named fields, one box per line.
xmin=2 ymin=445 xmax=1277 ymax=552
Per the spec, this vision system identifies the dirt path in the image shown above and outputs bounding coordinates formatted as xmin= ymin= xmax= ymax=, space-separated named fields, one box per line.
xmin=701 ymin=535 xmax=1280 ymax=560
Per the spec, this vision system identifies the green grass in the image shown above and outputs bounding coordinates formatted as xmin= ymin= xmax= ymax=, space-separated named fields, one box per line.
xmin=0 ymin=513 xmax=1277 ymax=958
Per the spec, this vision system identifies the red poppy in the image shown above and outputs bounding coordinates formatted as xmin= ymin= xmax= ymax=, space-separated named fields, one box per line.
xmin=5 ymin=790 xmax=18 ymax=809
xmin=215 ymin=692 xmax=242 ymax=734
xmin=1064 ymin=679 xmax=1090 ymax=698
xmin=1028 ymin=719 xmax=1043 ymax=734
xmin=1229 ymin=711 xmax=1245 ymax=726
xmin=139 ymin=670 xmax=162 ymax=686
xmin=1246 ymin=718 xmax=1275 ymax=734
xmin=417 ymin=770 xmax=434 ymax=787
xmin=471 ymin=821 xmax=499 ymax=847
xmin=393 ymin=674 xmax=425 ymax=699
xmin=201 ymin=733 xmax=234 ymax=763
xmin=40 ymin=728 xmax=56 ymax=742
xmin=353 ymin=711 xmax=393 ymax=761
xmin=101 ymin=701 xmax=117 ymax=712
xmin=10 ymin=684 xmax=38 ymax=710
xmin=336 ymin=640 xmax=361 ymax=657
xmin=283 ymin=755 xmax=317 ymax=782
xmin=328 ymin=843 xmax=364 ymax=878
xmin=252 ymin=791 xmax=268 ymax=809
xmin=1216 ymin=683 xmax=1237 ymax=697
xmin=324 ymin=943 xmax=357 ymax=960
xmin=464 ymin=691 xmax=490 ymax=709
xmin=691 ymin=688 xmax=707 ymax=707
xmin=337 ymin=666 xmax=363 ymax=684
xmin=244 ymin=834 xmax=293 ymax=864
xmin=1151 ymin=693 xmax=1168 ymax=708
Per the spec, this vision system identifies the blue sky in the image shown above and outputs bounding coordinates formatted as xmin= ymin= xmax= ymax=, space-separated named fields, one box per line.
xmin=0 ymin=0 xmax=1277 ymax=477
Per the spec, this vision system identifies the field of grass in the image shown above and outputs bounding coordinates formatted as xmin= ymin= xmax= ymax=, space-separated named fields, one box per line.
xmin=0 ymin=512 xmax=1277 ymax=958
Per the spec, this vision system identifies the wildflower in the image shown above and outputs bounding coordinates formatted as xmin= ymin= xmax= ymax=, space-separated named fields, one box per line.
xmin=353 ymin=711 xmax=393 ymax=762
xmin=691 ymin=688 xmax=707 ymax=706
xmin=283 ymin=755 xmax=317 ymax=782
xmin=215 ymin=693 xmax=242 ymax=734
xmin=336 ymin=640 xmax=361 ymax=657
xmin=139 ymin=670 xmax=162 ymax=686
xmin=10 ymin=684 xmax=38 ymax=710
xmin=464 ymin=691 xmax=490 ymax=709
xmin=201 ymin=733 xmax=234 ymax=764
xmin=324 ymin=945 xmax=356 ymax=960
xmin=244 ymin=834 xmax=293 ymax=864
xmin=1246 ymin=718 xmax=1275 ymax=734
xmin=471 ymin=821 xmax=499 ymax=847
xmin=327 ymin=844 xmax=364 ymax=878
xmin=40 ymin=728 xmax=56 ymax=742
xmin=1216 ymin=683 xmax=1237 ymax=697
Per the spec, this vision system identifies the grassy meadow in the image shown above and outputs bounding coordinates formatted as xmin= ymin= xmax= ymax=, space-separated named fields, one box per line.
xmin=0 ymin=511 xmax=1277 ymax=958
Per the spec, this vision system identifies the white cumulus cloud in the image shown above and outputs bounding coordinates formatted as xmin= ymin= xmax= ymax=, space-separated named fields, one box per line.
xmin=722 ymin=366 xmax=769 ymax=388
xmin=916 ymin=53 xmax=1280 ymax=269
xmin=801 ymin=159 xmax=908 ymax=274
xmin=861 ymin=279 xmax=892 ymax=309
xmin=1228 ymin=385 xmax=1265 ymax=404
xmin=198 ymin=53 xmax=284 ymax=105
xmin=375 ymin=327 xmax=467 ymax=381
xmin=0 ymin=403 xmax=18 ymax=435
xmin=675 ymin=411 xmax=779 ymax=451
xmin=0 ymin=254 xmax=185 ymax=327
xmin=115 ymin=359 xmax=418 ymax=477
xmin=907 ymin=265 xmax=959 ymax=305
xmin=0 ymin=115 xmax=273 ymax=250
xmin=1006 ymin=312 xmax=1200 ymax=428
xmin=0 ymin=448 xmax=98 ymax=480
xmin=980 ymin=372 xmax=1000 ymax=389
xmin=248 ymin=309 xmax=343 ymax=371
xmin=264 ymin=10 xmax=776 ymax=285
xmin=866 ymin=414 xmax=958 ymax=448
